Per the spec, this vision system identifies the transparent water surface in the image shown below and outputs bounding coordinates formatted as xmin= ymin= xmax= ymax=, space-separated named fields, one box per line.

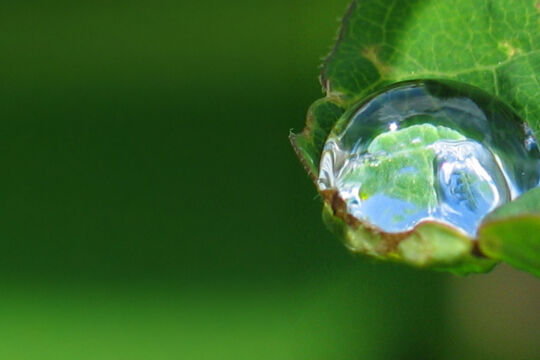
xmin=318 ymin=80 xmax=540 ymax=236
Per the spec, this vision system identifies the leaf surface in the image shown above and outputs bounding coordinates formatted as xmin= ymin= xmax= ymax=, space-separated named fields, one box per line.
xmin=294 ymin=0 xmax=540 ymax=171
xmin=479 ymin=188 xmax=540 ymax=277
xmin=292 ymin=0 xmax=540 ymax=275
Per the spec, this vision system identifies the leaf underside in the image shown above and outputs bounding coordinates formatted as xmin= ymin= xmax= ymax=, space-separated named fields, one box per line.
xmin=292 ymin=0 xmax=540 ymax=276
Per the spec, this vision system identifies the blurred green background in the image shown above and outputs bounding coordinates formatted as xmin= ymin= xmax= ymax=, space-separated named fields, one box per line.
xmin=0 ymin=1 xmax=538 ymax=359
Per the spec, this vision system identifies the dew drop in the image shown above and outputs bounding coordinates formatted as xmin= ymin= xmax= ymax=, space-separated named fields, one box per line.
xmin=318 ymin=80 xmax=540 ymax=236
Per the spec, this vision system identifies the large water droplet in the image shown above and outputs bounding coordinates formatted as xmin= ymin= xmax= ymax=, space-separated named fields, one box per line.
xmin=318 ymin=80 xmax=540 ymax=237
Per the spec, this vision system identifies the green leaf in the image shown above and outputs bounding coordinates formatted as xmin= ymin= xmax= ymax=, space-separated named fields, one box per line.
xmin=323 ymin=0 xmax=540 ymax=136
xmin=290 ymin=99 xmax=344 ymax=179
xmin=291 ymin=0 xmax=540 ymax=275
xmin=478 ymin=188 xmax=540 ymax=277
xmin=293 ymin=0 xmax=540 ymax=169
xmin=479 ymin=216 xmax=540 ymax=277
xmin=321 ymin=197 xmax=498 ymax=274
